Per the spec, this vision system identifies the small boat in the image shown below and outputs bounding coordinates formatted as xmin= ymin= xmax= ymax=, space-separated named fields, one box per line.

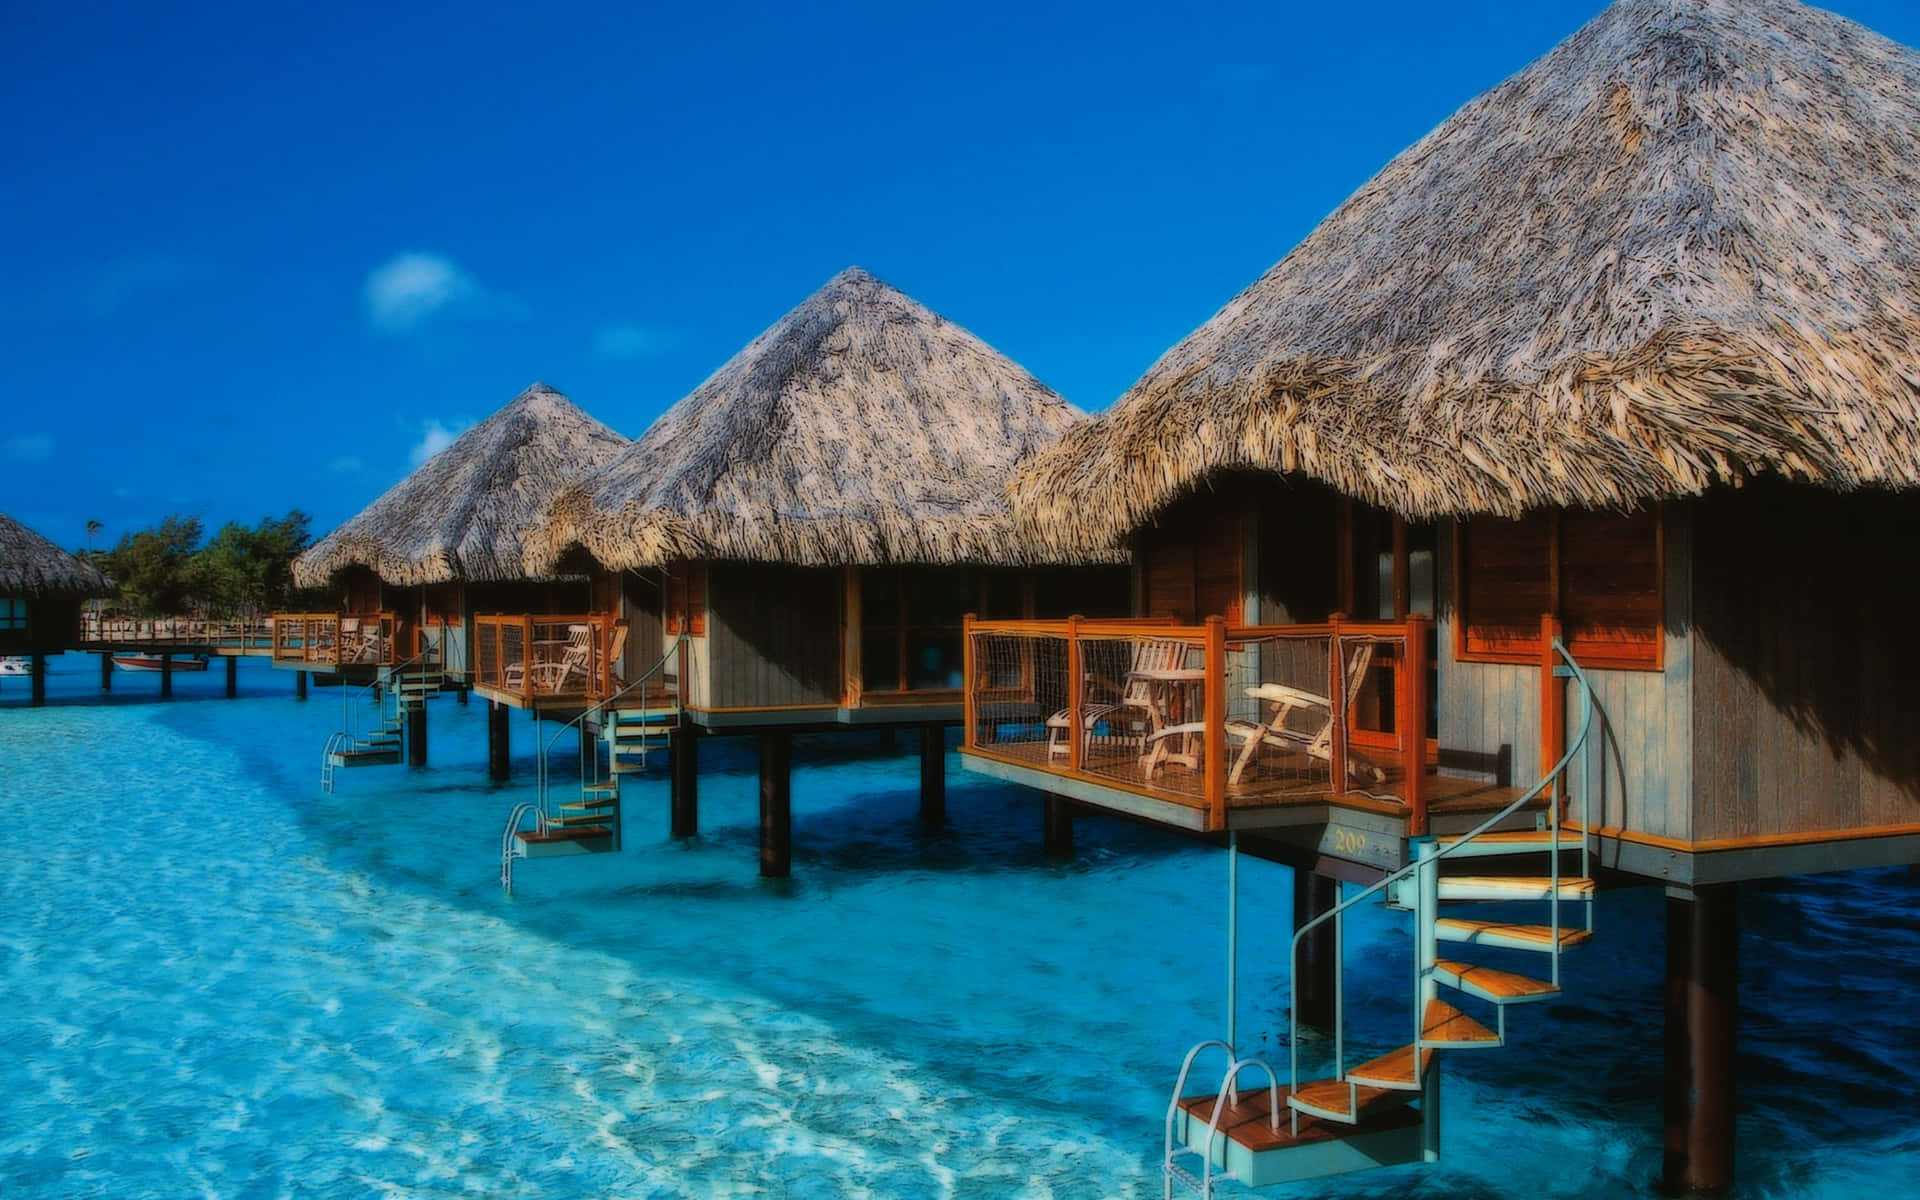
xmin=0 ymin=656 xmax=30 ymax=676
xmin=113 ymin=653 xmax=211 ymax=672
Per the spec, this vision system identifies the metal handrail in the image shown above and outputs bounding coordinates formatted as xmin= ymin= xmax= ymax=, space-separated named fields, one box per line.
xmin=500 ymin=803 xmax=543 ymax=894
xmin=533 ymin=632 xmax=687 ymax=826
xmin=1285 ymin=637 xmax=1598 ymax=1130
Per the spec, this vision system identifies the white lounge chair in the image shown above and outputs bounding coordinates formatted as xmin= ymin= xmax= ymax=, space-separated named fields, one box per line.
xmin=1046 ymin=638 xmax=1190 ymax=761
xmin=1223 ymin=642 xmax=1387 ymax=788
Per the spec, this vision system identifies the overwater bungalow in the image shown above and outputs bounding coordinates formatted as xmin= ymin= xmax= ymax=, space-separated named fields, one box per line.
xmin=519 ymin=266 xmax=1124 ymax=870
xmin=284 ymin=382 xmax=627 ymax=770
xmin=0 ymin=511 xmax=113 ymax=705
xmin=960 ymin=0 xmax=1920 ymax=1192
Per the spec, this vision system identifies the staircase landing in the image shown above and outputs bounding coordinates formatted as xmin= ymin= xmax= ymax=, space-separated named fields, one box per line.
xmin=1173 ymin=1088 xmax=1425 ymax=1187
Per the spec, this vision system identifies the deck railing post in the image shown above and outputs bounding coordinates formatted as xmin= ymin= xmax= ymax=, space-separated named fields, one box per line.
xmin=1066 ymin=616 xmax=1085 ymax=772
xmin=1205 ymin=615 xmax=1228 ymax=831
xmin=1400 ymin=613 xmax=1431 ymax=835
xmin=962 ymin=614 xmax=978 ymax=750
xmin=521 ymin=615 xmax=534 ymax=705
xmin=1328 ymin=613 xmax=1349 ymax=794
xmin=1540 ymin=613 xmax=1565 ymax=810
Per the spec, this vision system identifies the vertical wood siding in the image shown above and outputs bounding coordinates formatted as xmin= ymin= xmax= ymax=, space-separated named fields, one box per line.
xmin=1690 ymin=487 xmax=1920 ymax=840
xmin=705 ymin=564 xmax=842 ymax=710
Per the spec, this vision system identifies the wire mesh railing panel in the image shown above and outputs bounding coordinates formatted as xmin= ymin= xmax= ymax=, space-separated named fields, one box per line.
xmin=1335 ymin=629 xmax=1411 ymax=805
xmin=1076 ymin=632 xmax=1207 ymax=801
xmin=967 ymin=631 xmax=1069 ymax=758
xmin=1218 ymin=630 xmax=1338 ymax=799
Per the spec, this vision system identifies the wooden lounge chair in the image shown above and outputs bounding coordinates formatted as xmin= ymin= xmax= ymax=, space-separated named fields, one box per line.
xmin=530 ymin=624 xmax=595 ymax=694
xmin=1046 ymin=638 xmax=1190 ymax=760
xmin=1223 ymin=642 xmax=1387 ymax=788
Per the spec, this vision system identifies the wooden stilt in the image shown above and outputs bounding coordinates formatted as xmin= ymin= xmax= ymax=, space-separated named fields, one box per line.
xmin=160 ymin=653 xmax=173 ymax=698
xmin=456 ymin=684 xmax=468 ymax=706
xmin=487 ymin=701 xmax=510 ymax=782
xmin=30 ymin=653 xmax=46 ymax=707
xmin=759 ymin=730 xmax=792 ymax=878
xmin=670 ymin=725 xmax=699 ymax=838
xmin=919 ymin=724 xmax=946 ymax=825
xmin=1294 ymin=869 xmax=1340 ymax=1029
xmin=1664 ymin=884 xmax=1739 ymax=1197
xmin=100 ymin=652 xmax=112 ymax=693
xmin=225 ymin=655 xmax=238 ymax=699
xmin=579 ymin=722 xmax=595 ymax=780
xmin=1043 ymin=793 xmax=1074 ymax=858
xmin=296 ymin=669 xmax=308 ymax=700
xmin=407 ymin=702 xmax=428 ymax=767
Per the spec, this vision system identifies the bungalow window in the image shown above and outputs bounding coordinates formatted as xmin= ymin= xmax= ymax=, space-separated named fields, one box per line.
xmin=0 ymin=597 xmax=24 ymax=631
xmin=861 ymin=567 xmax=979 ymax=693
xmin=1456 ymin=508 xmax=1662 ymax=670
xmin=1140 ymin=499 xmax=1243 ymax=623
xmin=664 ymin=564 xmax=706 ymax=636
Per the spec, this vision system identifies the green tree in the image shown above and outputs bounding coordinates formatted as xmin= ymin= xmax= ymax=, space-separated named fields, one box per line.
xmin=191 ymin=510 xmax=313 ymax=616
xmin=102 ymin=515 xmax=204 ymax=615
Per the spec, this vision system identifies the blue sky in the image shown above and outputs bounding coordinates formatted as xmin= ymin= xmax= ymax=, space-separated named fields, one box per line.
xmin=4 ymin=0 xmax=1917 ymax=550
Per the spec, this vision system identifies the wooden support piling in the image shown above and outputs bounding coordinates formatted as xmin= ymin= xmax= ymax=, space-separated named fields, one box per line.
xmin=1400 ymin=613 xmax=1431 ymax=835
xmin=579 ymin=722 xmax=596 ymax=780
xmin=759 ymin=730 xmax=792 ymax=878
xmin=30 ymin=654 xmax=46 ymax=707
xmin=159 ymin=653 xmax=173 ymax=699
xmin=919 ymin=724 xmax=946 ymax=825
xmin=296 ymin=670 xmax=308 ymax=700
xmin=407 ymin=702 xmax=428 ymax=767
xmin=670 ymin=725 xmax=699 ymax=838
xmin=487 ymin=700 xmax=510 ymax=782
xmin=1043 ymin=793 xmax=1074 ymax=858
xmin=1293 ymin=869 xmax=1340 ymax=1029
xmin=225 ymin=655 xmax=238 ymax=699
xmin=1664 ymin=884 xmax=1739 ymax=1197
xmin=100 ymin=652 xmax=112 ymax=693
xmin=456 ymin=684 xmax=468 ymax=706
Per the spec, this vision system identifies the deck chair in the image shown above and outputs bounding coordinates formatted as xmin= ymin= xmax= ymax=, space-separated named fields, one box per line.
xmin=1223 ymin=642 xmax=1387 ymax=788
xmin=1045 ymin=638 xmax=1190 ymax=760
xmin=530 ymin=624 xmax=595 ymax=694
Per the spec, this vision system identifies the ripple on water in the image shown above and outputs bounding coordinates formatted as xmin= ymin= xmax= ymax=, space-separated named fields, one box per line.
xmin=3 ymin=666 xmax=1918 ymax=1197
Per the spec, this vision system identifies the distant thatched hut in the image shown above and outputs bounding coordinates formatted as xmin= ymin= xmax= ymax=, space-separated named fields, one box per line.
xmin=0 ymin=511 xmax=112 ymax=661
xmin=970 ymin=1 xmax=1920 ymax=1190
xmin=529 ymin=266 xmax=1124 ymax=728
xmin=286 ymin=382 xmax=627 ymax=681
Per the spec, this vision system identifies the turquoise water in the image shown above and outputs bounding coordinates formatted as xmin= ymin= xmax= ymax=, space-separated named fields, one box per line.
xmin=3 ymin=656 xmax=1917 ymax=1197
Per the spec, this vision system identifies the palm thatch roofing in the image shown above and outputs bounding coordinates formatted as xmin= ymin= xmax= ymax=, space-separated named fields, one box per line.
xmin=528 ymin=266 xmax=1115 ymax=572
xmin=293 ymin=383 xmax=628 ymax=588
xmin=1014 ymin=0 xmax=1920 ymax=552
xmin=0 ymin=512 xmax=111 ymax=597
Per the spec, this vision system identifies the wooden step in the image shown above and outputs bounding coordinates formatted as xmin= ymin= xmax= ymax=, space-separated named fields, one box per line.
xmin=1344 ymin=1045 xmax=1434 ymax=1091
xmin=1435 ymin=918 xmax=1591 ymax=952
xmin=551 ymin=811 xmax=614 ymax=828
xmin=1285 ymin=1078 xmax=1419 ymax=1125
xmin=581 ymin=782 xmax=620 ymax=796
xmin=1175 ymin=1087 xmax=1425 ymax=1186
xmin=1435 ymin=875 xmax=1594 ymax=902
xmin=1435 ymin=829 xmax=1585 ymax=858
xmin=513 ymin=825 xmax=613 ymax=857
xmin=1421 ymin=998 xmax=1500 ymax=1049
xmin=561 ymin=798 xmax=616 ymax=815
xmin=612 ymin=760 xmax=652 ymax=774
xmin=1433 ymin=959 xmax=1559 ymax=1004
xmin=329 ymin=748 xmax=401 ymax=767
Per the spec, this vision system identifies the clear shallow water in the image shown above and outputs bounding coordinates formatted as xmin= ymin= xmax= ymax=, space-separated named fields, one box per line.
xmin=3 ymin=656 xmax=1917 ymax=1197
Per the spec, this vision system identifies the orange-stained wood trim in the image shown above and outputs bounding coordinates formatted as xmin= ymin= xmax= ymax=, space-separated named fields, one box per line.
xmin=962 ymin=613 xmax=978 ymax=749
xmin=1067 ymin=615 xmax=1086 ymax=772
xmin=683 ymin=701 xmax=841 ymax=715
xmin=1400 ymin=612 xmax=1430 ymax=835
xmin=1574 ymin=820 xmax=1920 ymax=853
xmin=1204 ymin=616 xmax=1227 ymax=831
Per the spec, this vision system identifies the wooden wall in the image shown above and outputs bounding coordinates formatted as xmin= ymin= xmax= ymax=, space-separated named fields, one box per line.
xmin=0 ymin=595 xmax=82 ymax=654
xmin=1690 ymin=485 xmax=1920 ymax=840
xmin=704 ymin=563 xmax=842 ymax=711
xmin=1436 ymin=507 xmax=1694 ymax=838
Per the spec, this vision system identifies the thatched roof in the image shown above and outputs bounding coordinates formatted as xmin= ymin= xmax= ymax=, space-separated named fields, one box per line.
xmin=293 ymin=383 xmax=628 ymax=587
xmin=528 ymin=267 xmax=1115 ymax=571
xmin=0 ymin=512 xmax=111 ymax=597
xmin=1014 ymin=0 xmax=1920 ymax=550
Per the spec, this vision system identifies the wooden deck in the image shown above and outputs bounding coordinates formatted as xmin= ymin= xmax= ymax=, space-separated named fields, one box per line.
xmin=966 ymin=739 xmax=1531 ymax=826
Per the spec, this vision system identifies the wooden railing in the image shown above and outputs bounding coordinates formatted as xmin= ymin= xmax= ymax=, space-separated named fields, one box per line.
xmin=270 ymin=612 xmax=397 ymax=667
xmin=472 ymin=613 xmax=618 ymax=705
xmin=79 ymin=613 xmax=275 ymax=649
xmin=963 ymin=614 xmax=1432 ymax=833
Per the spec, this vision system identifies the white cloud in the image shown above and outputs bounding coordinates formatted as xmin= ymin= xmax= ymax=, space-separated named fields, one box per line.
xmin=592 ymin=321 xmax=676 ymax=359
xmin=410 ymin=419 xmax=472 ymax=466
xmin=7 ymin=432 xmax=52 ymax=461
xmin=364 ymin=252 xmax=525 ymax=336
